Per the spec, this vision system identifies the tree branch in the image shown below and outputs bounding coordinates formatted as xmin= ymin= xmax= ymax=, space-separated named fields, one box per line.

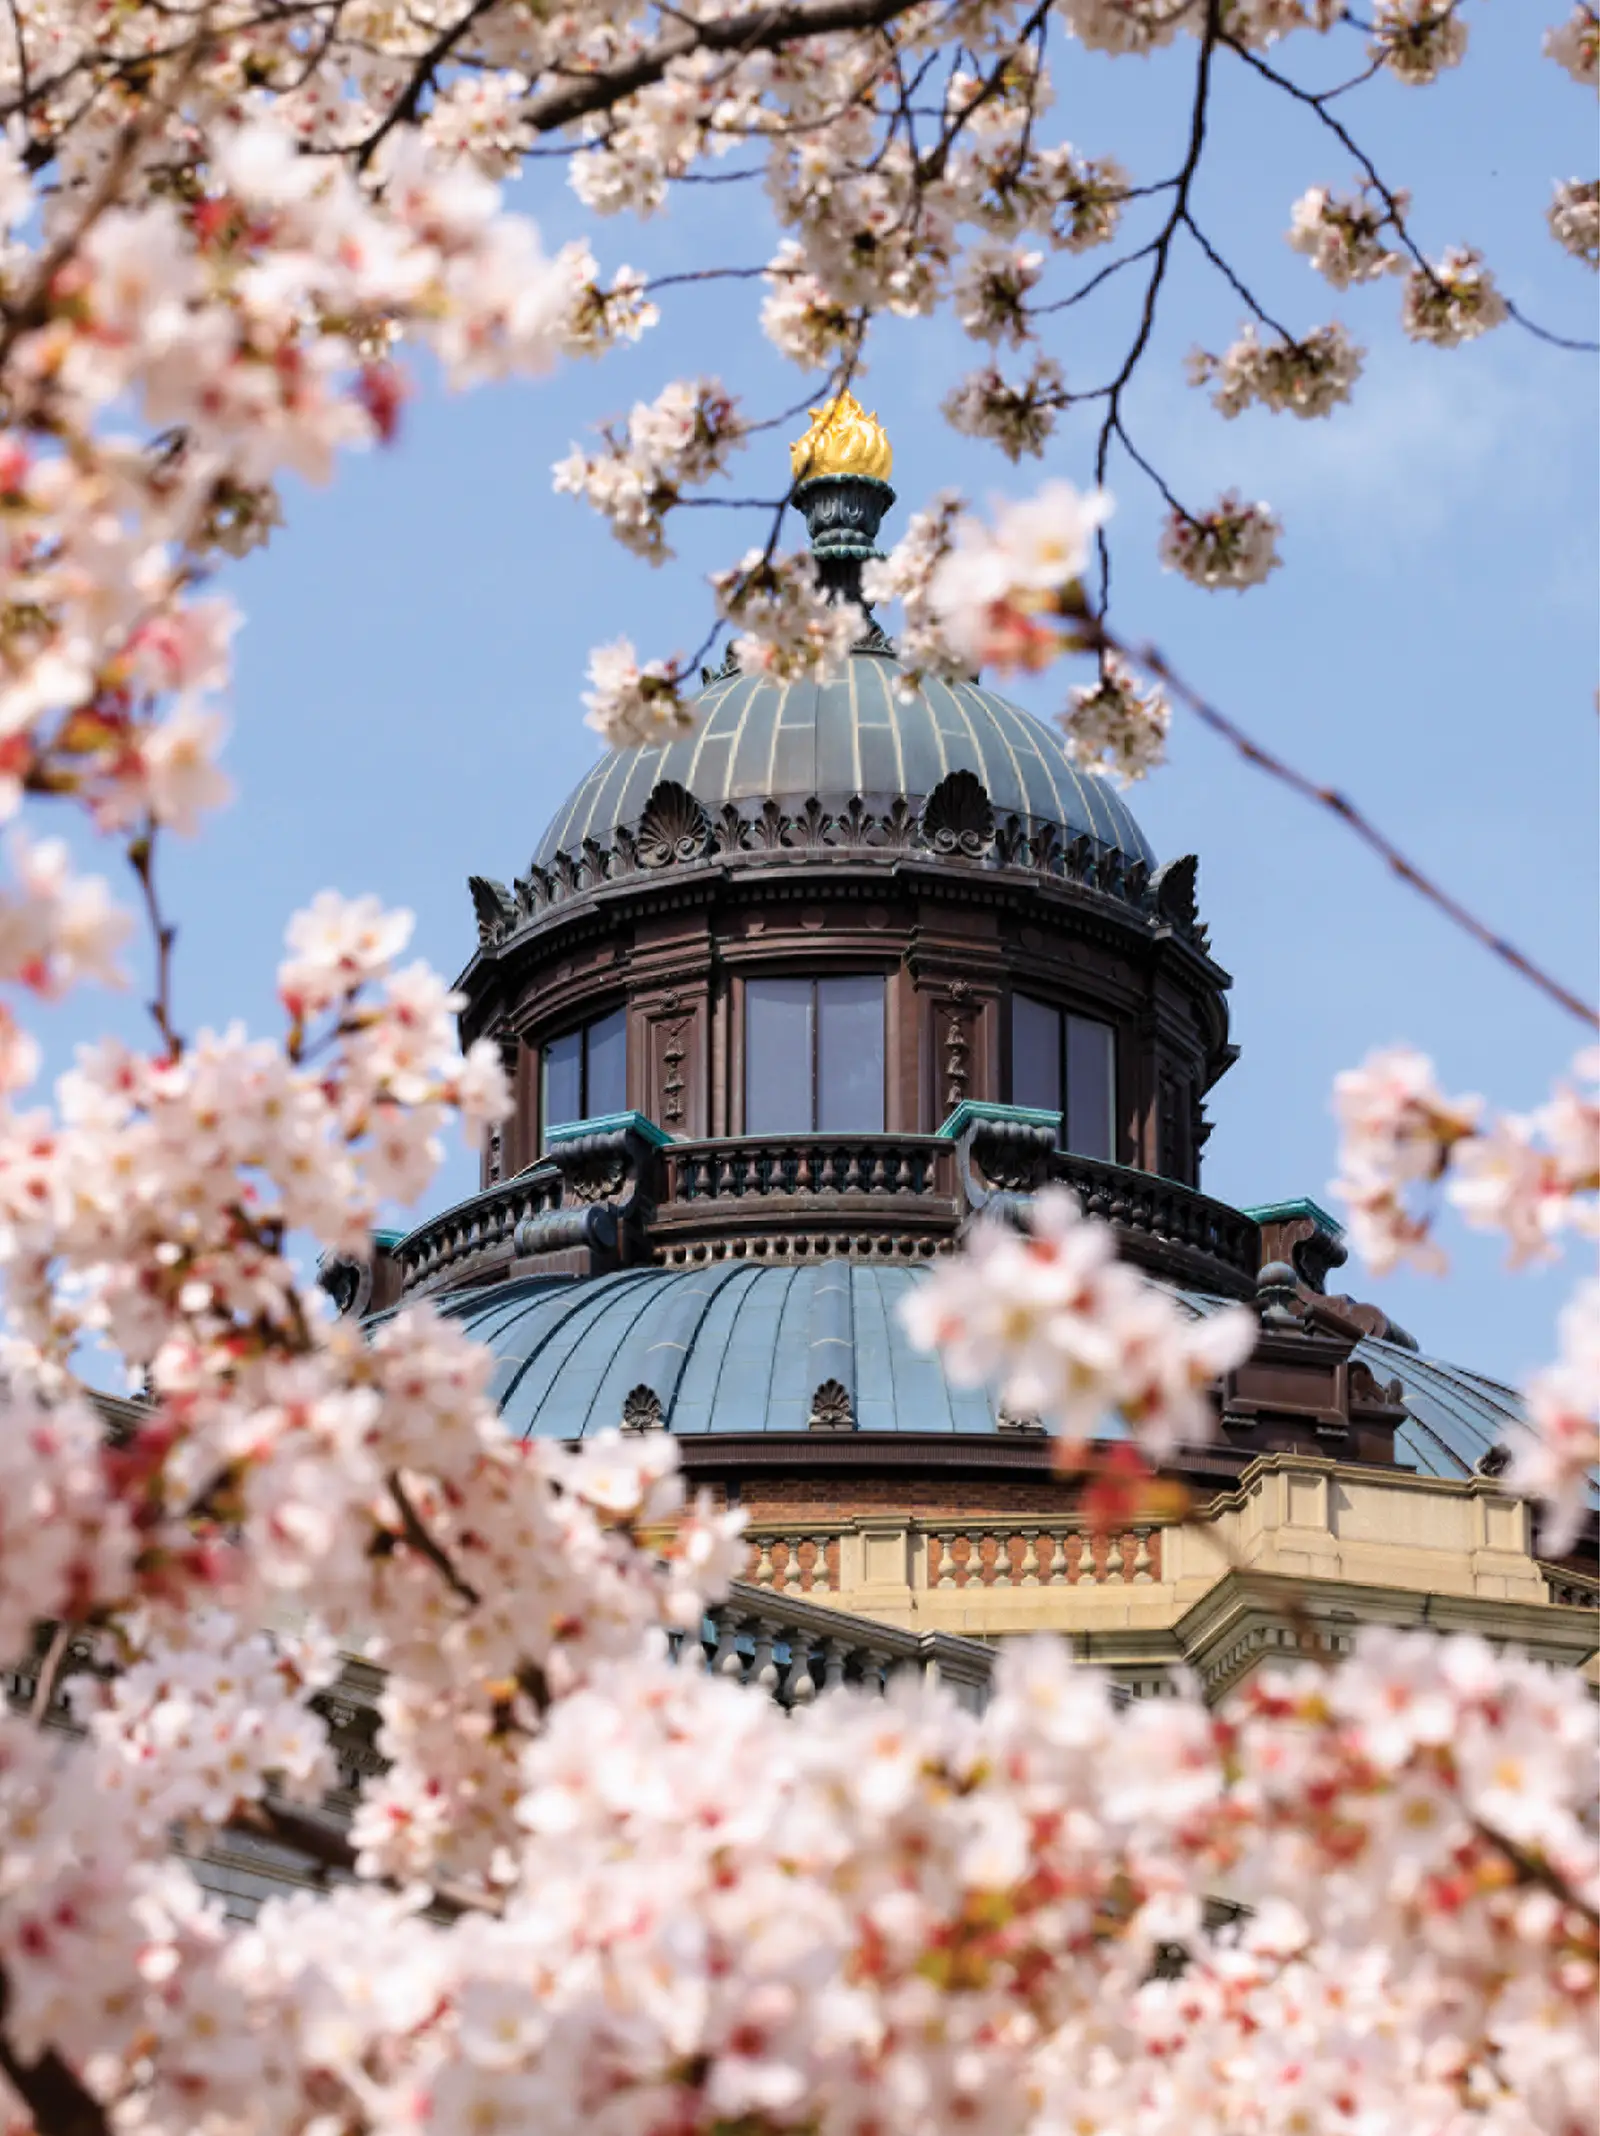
xmin=523 ymin=0 xmax=943 ymax=135
xmin=1095 ymin=622 xmax=1600 ymax=1030
xmin=0 ymin=1967 xmax=110 ymax=2136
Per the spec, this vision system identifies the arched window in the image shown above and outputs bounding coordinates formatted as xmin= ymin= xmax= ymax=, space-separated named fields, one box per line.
xmin=745 ymin=976 xmax=885 ymax=1133
xmin=542 ymin=1005 xmax=626 ymax=1145
xmin=1011 ymin=994 xmax=1115 ymax=1160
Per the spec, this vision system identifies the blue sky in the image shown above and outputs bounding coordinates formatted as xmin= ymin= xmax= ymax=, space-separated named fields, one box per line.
xmin=35 ymin=5 xmax=1598 ymax=1389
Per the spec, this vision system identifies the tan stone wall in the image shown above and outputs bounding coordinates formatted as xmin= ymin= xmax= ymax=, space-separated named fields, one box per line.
xmin=737 ymin=1453 xmax=1600 ymax=1693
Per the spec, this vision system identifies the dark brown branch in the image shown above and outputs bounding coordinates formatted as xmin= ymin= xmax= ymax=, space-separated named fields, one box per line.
xmin=1474 ymin=1819 xmax=1600 ymax=1934
xmin=127 ymin=826 xmax=183 ymax=1062
xmin=387 ymin=1470 xmax=483 ymax=1607
xmin=523 ymin=0 xmax=942 ymax=135
xmin=1095 ymin=623 xmax=1600 ymax=1030
xmin=0 ymin=1967 xmax=110 ymax=2136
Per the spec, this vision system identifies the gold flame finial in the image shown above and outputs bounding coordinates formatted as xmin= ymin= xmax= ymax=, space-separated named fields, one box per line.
xmin=789 ymin=391 xmax=893 ymax=483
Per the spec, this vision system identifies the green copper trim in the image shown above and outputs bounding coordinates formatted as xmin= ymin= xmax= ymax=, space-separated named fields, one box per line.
xmin=545 ymin=1110 xmax=673 ymax=1149
xmin=936 ymin=1100 xmax=1062 ymax=1141
xmin=1243 ymin=1196 xmax=1344 ymax=1238
xmin=372 ymin=1227 xmax=407 ymax=1250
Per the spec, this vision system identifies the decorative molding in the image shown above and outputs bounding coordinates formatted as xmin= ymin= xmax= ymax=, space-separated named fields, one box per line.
xmin=920 ymin=769 xmax=995 ymax=859
xmin=808 ymin=1378 xmax=857 ymax=1431
xmin=622 ymin=1384 xmax=665 ymax=1431
xmin=487 ymin=793 xmax=1211 ymax=955
xmin=637 ymin=781 xmax=711 ymax=869
xmin=467 ymin=874 xmax=514 ymax=946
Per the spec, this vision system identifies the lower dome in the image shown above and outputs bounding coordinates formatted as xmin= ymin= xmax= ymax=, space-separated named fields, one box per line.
xmin=414 ymin=1262 xmax=1547 ymax=1486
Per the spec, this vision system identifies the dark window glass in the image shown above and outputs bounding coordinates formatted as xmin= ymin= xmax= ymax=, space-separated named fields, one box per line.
xmin=1011 ymin=995 xmax=1116 ymax=1160
xmin=817 ymin=976 xmax=885 ymax=1132
xmin=745 ymin=975 xmax=886 ymax=1132
xmin=543 ymin=1028 xmax=583 ymax=1135
xmin=746 ymin=978 xmax=814 ymax=1133
xmin=586 ymin=1006 xmax=627 ymax=1118
xmin=1065 ymin=1014 xmax=1114 ymax=1162
xmin=1012 ymin=994 xmax=1062 ymax=1116
xmin=542 ymin=1008 xmax=628 ymax=1145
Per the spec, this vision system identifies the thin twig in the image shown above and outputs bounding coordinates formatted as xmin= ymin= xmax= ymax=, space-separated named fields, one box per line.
xmin=387 ymin=1470 xmax=483 ymax=1607
xmin=127 ymin=826 xmax=182 ymax=1061
xmin=1096 ymin=622 xmax=1599 ymax=1030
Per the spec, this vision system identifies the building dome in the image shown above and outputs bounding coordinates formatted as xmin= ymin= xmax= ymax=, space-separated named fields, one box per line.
xmin=392 ymin=1262 xmax=1565 ymax=1503
xmin=532 ymin=653 xmax=1155 ymax=876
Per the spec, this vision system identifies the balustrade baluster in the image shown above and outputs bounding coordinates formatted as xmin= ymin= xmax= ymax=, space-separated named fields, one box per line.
xmin=784 ymin=1644 xmax=819 ymax=1705
xmin=750 ymin=1620 xmax=781 ymax=1696
xmin=1132 ymin=1528 xmax=1153 ymax=1583
xmin=1104 ymin=1533 xmax=1125 ymax=1585
xmin=709 ymin=1611 xmax=746 ymax=1680
xmin=1019 ymin=1528 xmax=1041 ymax=1587
xmin=819 ymin=1638 xmax=847 ymax=1691
xmin=752 ymin=1540 xmax=775 ymax=1588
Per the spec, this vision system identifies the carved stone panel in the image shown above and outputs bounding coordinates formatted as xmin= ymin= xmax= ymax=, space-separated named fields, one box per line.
xmin=644 ymin=988 xmax=706 ymax=1137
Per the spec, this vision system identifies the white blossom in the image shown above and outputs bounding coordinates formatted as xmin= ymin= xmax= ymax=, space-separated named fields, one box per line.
xmin=1548 ymin=178 xmax=1600 ymax=265
xmin=1544 ymin=3 xmax=1599 ymax=90
xmin=582 ymin=637 xmax=693 ymax=748
xmin=1061 ymin=654 xmax=1171 ymax=785
xmin=942 ymin=355 xmax=1064 ymax=460
xmin=1160 ymin=492 xmax=1282 ymax=590
xmin=1188 ymin=320 xmax=1364 ymax=419
xmin=1401 ymin=245 xmax=1509 ymax=345
xmin=1369 ymin=0 xmax=1469 ymax=84
xmin=1288 ymin=184 xmax=1407 ymax=287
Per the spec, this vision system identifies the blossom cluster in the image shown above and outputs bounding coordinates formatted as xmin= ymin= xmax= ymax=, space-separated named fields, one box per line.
xmin=1401 ymin=245 xmax=1510 ymax=345
xmin=582 ymin=638 xmax=693 ymax=748
xmin=711 ymin=550 xmax=861 ymax=680
xmin=1288 ymin=183 xmax=1407 ymax=287
xmin=1160 ymin=492 xmax=1283 ymax=590
xmin=1549 ymin=178 xmax=1600 ymax=267
xmin=902 ymin=1186 xmax=1257 ymax=1457
xmin=1332 ymin=1045 xmax=1600 ymax=1548
xmin=1331 ymin=1044 xmax=1599 ymax=1277
xmin=904 ymin=481 xmax=1110 ymax=674
xmin=553 ymin=378 xmax=742 ymax=563
xmin=1368 ymin=0 xmax=1469 ymax=85
xmin=1544 ymin=3 xmax=1599 ymax=89
xmin=1188 ymin=321 xmax=1364 ymax=420
xmin=1061 ymin=655 xmax=1172 ymax=786
xmin=942 ymin=355 xmax=1067 ymax=461
xmin=5 ymin=1603 xmax=1594 ymax=2135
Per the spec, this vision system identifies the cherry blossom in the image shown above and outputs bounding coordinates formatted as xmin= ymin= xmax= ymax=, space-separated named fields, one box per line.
xmin=1061 ymin=654 xmax=1171 ymax=785
xmin=1160 ymin=492 xmax=1283 ymax=590
xmin=1513 ymin=1281 xmax=1600 ymax=1554
xmin=901 ymin=1185 xmax=1256 ymax=1456
xmin=953 ymin=240 xmax=1045 ymax=346
xmin=922 ymin=481 xmax=1111 ymax=670
xmin=582 ymin=637 xmax=693 ymax=747
xmin=553 ymin=378 xmax=742 ymax=562
xmin=942 ymin=356 xmax=1066 ymax=461
xmin=1544 ymin=4 xmax=1600 ymax=90
xmin=1188 ymin=321 xmax=1364 ymax=419
xmin=1548 ymin=178 xmax=1600 ymax=266
xmin=711 ymin=550 xmax=861 ymax=680
xmin=1402 ymin=245 xmax=1510 ymax=345
xmin=1288 ymin=183 xmax=1408 ymax=287
xmin=1330 ymin=1044 xmax=1482 ymax=1273
xmin=1369 ymin=0 xmax=1469 ymax=84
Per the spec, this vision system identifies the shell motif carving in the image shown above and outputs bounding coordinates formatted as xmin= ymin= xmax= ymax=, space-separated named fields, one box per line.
xmin=636 ymin=781 xmax=711 ymax=869
xmin=808 ymin=1378 xmax=856 ymax=1431
xmin=622 ymin=1384 xmax=665 ymax=1431
xmin=920 ymin=769 xmax=995 ymax=859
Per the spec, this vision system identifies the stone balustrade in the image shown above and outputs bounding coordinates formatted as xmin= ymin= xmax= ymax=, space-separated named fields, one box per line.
xmin=1050 ymin=1150 xmax=1259 ymax=1295
xmin=396 ymin=1166 xmax=561 ymax=1294
xmin=654 ymin=1133 xmax=959 ymax=1264
xmin=689 ymin=1582 xmax=994 ymax=1712
xmin=926 ymin=1524 xmax=1162 ymax=1589
xmin=745 ymin=1528 xmax=842 ymax=1595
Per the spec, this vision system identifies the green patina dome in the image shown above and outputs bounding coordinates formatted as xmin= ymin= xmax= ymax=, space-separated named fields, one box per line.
xmin=533 ymin=651 xmax=1155 ymax=872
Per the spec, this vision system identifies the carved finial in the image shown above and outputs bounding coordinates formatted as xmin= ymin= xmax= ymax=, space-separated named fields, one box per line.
xmin=789 ymin=391 xmax=893 ymax=483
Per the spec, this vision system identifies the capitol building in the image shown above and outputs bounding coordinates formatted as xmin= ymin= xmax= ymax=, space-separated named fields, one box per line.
xmin=314 ymin=396 xmax=1600 ymax=1716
